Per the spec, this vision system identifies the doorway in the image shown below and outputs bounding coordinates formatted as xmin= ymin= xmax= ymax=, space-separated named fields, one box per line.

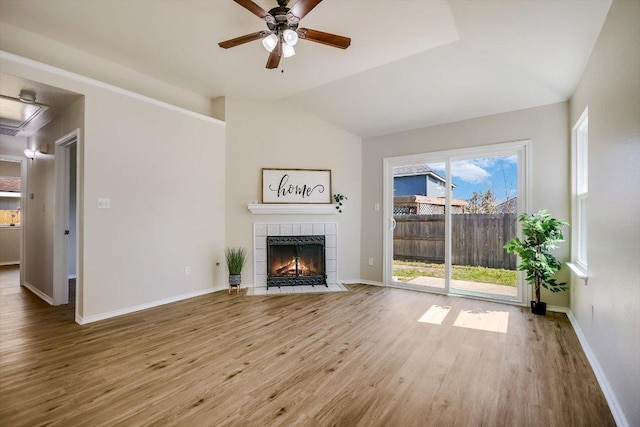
xmin=0 ymin=156 xmax=26 ymax=292
xmin=53 ymin=129 xmax=80 ymax=314
xmin=384 ymin=141 xmax=531 ymax=305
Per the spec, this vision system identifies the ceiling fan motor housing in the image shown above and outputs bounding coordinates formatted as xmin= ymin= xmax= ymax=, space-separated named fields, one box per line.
xmin=267 ymin=5 xmax=298 ymax=34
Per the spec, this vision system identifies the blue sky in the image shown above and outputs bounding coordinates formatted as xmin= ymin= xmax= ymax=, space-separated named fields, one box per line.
xmin=431 ymin=155 xmax=518 ymax=202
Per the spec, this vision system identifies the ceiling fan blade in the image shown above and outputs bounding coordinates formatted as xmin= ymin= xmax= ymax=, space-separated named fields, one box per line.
xmin=288 ymin=0 xmax=323 ymax=22
xmin=266 ymin=41 xmax=282 ymax=69
xmin=219 ymin=31 xmax=268 ymax=49
xmin=233 ymin=0 xmax=270 ymax=19
xmin=298 ymin=28 xmax=351 ymax=49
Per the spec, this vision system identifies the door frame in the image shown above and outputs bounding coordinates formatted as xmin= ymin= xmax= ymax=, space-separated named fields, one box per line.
xmin=53 ymin=129 xmax=80 ymax=310
xmin=0 ymin=154 xmax=27 ymax=286
xmin=383 ymin=140 xmax=532 ymax=305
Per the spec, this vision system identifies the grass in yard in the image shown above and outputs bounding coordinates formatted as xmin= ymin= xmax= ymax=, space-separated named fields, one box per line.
xmin=393 ymin=260 xmax=517 ymax=286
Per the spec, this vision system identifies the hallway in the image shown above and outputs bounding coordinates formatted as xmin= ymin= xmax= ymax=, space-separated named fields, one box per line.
xmin=0 ymin=265 xmax=19 ymax=296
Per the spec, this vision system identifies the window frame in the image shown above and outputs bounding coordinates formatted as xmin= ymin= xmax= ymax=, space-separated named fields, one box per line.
xmin=571 ymin=107 xmax=589 ymax=273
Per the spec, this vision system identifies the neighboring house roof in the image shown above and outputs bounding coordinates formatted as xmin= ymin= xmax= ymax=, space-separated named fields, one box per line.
xmin=394 ymin=195 xmax=467 ymax=207
xmin=393 ymin=164 xmax=437 ymax=177
xmin=393 ymin=165 xmax=455 ymax=187
xmin=0 ymin=176 xmax=21 ymax=193
xmin=497 ymin=197 xmax=517 ymax=213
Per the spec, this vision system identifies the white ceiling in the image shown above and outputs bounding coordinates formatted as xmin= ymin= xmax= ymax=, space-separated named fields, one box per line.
xmin=0 ymin=0 xmax=611 ymax=138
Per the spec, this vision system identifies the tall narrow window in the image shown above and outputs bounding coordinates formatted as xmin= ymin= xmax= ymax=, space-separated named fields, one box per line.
xmin=573 ymin=108 xmax=588 ymax=270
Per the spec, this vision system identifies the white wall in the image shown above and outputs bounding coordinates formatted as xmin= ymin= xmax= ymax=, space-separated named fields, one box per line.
xmin=0 ymin=227 xmax=20 ymax=264
xmin=225 ymin=97 xmax=362 ymax=284
xmin=0 ymin=160 xmax=20 ymax=175
xmin=568 ymin=1 xmax=640 ymax=425
xmin=362 ymin=102 xmax=571 ymax=307
xmin=68 ymin=144 xmax=77 ymax=277
xmin=0 ymin=135 xmax=27 ymax=157
xmin=1 ymin=54 xmax=227 ymax=322
xmin=24 ymin=98 xmax=83 ymax=298
xmin=81 ymin=90 xmax=226 ymax=320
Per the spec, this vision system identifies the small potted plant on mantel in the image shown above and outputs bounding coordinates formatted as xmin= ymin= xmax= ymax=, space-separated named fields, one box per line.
xmin=504 ymin=210 xmax=569 ymax=315
xmin=225 ymin=247 xmax=247 ymax=294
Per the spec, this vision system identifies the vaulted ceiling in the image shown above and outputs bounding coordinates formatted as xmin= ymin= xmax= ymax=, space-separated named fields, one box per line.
xmin=0 ymin=0 xmax=612 ymax=137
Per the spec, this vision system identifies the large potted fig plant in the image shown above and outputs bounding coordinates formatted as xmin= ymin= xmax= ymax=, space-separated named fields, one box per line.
xmin=225 ymin=247 xmax=247 ymax=294
xmin=504 ymin=210 xmax=569 ymax=315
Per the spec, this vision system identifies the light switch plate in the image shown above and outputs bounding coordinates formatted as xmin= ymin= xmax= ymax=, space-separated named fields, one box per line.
xmin=97 ymin=198 xmax=111 ymax=209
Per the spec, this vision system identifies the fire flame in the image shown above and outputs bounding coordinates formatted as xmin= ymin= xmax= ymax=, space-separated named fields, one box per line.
xmin=274 ymin=257 xmax=312 ymax=276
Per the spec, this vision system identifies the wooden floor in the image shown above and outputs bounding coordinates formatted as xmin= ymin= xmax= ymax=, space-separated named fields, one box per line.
xmin=0 ymin=269 xmax=614 ymax=426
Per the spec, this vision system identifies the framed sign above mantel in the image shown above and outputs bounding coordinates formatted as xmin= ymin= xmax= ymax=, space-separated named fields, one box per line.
xmin=262 ymin=168 xmax=332 ymax=204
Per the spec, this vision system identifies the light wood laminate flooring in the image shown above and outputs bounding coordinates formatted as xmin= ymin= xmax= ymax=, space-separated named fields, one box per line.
xmin=0 ymin=280 xmax=614 ymax=426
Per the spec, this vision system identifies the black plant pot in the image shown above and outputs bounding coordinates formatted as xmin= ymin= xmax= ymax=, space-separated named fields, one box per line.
xmin=531 ymin=301 xmax=547 ymax=315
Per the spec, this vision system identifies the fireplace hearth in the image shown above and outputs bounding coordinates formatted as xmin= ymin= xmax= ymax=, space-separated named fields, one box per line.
xmin=267 ymin=235 xmax=327 ymax=288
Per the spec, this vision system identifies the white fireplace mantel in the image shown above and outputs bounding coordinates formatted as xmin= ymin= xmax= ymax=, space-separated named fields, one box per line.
xmin=248 ymin=203 xmax=338 ymax=215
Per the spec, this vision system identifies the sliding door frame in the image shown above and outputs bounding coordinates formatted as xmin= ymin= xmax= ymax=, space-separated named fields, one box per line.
xmin=383 ymin=140 xmax=532 ymax=306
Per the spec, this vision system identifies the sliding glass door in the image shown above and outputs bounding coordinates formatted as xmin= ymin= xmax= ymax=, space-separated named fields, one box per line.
xmin=384 ymin=141 xmax=530 ymax=304
xmin=391 ymin=161 xmax=447 ymax=293
xmin=448 ymin=154 xmax=519 ymax=300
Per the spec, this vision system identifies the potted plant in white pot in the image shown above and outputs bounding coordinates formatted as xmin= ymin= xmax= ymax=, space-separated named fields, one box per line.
xmin=225 ymin=247 xmax=247 ymax=294
xmin=504 ymin=210 xmax=569 ymax=315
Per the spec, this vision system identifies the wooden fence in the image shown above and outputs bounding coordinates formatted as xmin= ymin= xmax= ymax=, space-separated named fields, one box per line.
xmin=0 ymin=210 xmax=21 ymax=226
xmin=393 ymin=213 xmax=517 ymax=270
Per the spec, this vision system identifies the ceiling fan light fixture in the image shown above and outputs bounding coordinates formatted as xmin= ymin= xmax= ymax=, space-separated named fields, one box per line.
xmin=262 ymin=33 xmax=278 ymax=52
xmin=282 ymin=43 xmax=295 ymax=58
xmin=283 ymin=29 xmax=299 ymax=46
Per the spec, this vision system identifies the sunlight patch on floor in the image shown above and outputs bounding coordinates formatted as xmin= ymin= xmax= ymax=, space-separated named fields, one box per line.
xmin=453 ymin=309 xmax=509 ymax=333
xmin=417 ymin=305 xmax=452 ymax=325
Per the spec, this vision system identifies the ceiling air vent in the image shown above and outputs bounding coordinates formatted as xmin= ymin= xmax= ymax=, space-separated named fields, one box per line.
xmin=0 ymin=127 xmax=20 ymax=136
xmin=0 ymin=93 xmax=49 ymax=136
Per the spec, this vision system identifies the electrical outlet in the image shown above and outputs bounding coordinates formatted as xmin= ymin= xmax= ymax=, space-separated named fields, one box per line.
xmin=368 ymin=258 xmax=374 ymax=266
xmin=97 ymin=198 xmax=111 ymax=209
xmin=185 ymin=266 xmax=191 ymax=275
xmin=374 ymin=203 xmax=380 ymax=211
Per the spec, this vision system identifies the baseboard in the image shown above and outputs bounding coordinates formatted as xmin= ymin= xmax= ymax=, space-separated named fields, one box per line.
xmin=567 ymin=310 xmax=629 ymax=427
xmin=22 ymin=281 xmax=54 ymax=305
xmin=0 ymin=261 xmax=20 ymax=266
xmin=77 ymin=287 xmax=221 ymax=325
xmin=547 ymin=304 xmax=570 ymax=313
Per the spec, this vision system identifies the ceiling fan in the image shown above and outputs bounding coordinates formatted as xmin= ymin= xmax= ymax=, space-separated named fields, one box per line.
xmin=219 ymin=0 xmax=351 ymax=69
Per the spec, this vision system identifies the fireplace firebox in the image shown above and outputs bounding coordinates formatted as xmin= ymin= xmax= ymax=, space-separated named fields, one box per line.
xmin=267 ymin=235 xmax=327 ymax=288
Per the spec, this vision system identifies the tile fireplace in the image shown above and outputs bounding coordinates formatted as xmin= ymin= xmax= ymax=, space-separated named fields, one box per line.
xmin=254 ymin=222 xmax=338 ymax=288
